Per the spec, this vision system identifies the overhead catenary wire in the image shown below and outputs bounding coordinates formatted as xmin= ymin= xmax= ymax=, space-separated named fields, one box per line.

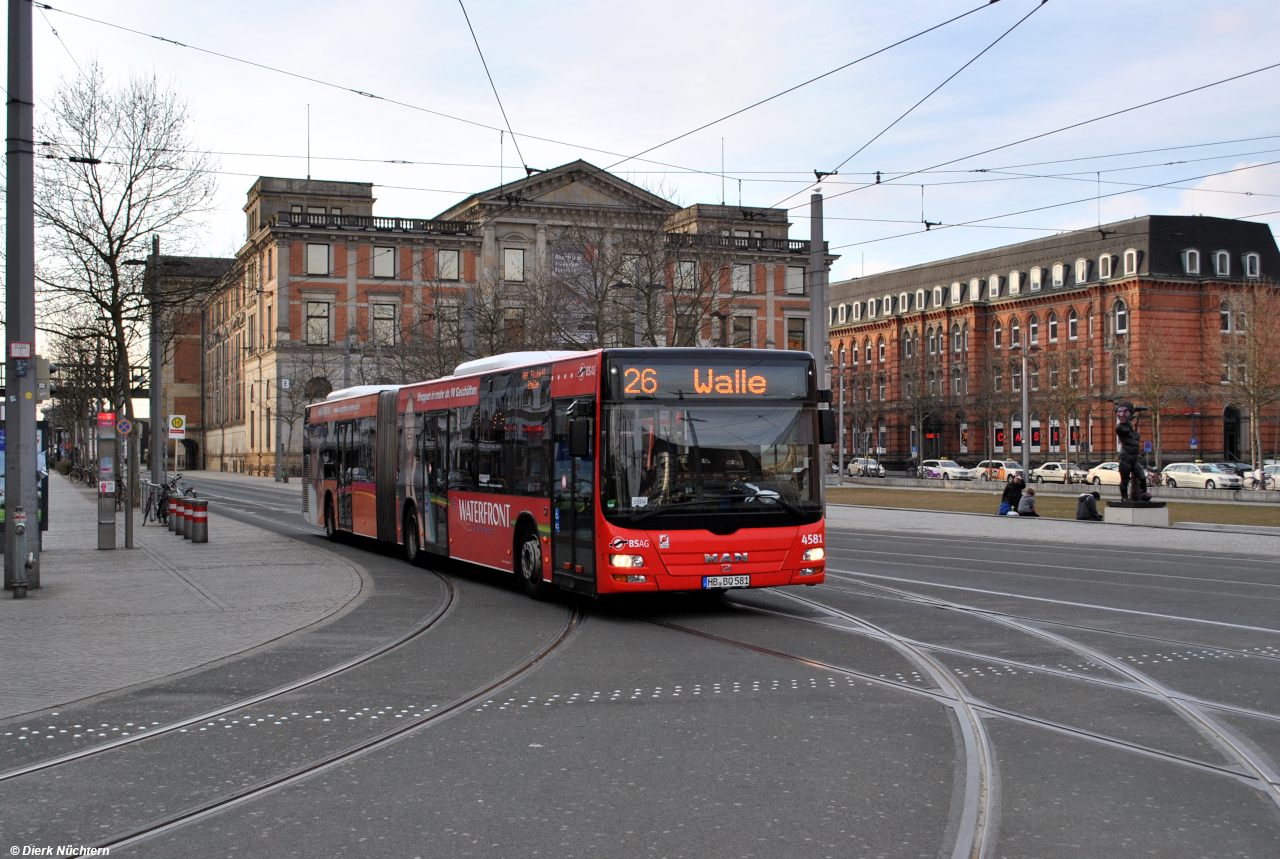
xmin=456 ymin=0 xmax=526 ymax=171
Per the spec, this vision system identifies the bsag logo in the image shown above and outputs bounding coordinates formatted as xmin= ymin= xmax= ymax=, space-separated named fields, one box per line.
xmin=705 ymin=553 xmax=748 ymax=564
xmin=609 ymin=537 xmax=628 ymax=550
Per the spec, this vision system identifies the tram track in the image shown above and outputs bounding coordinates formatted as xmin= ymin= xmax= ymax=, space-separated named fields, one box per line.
xmin=0 ymin=572 xmax=458 ymax=784
xmin=93 ymin=601 xmax=584 ymax=852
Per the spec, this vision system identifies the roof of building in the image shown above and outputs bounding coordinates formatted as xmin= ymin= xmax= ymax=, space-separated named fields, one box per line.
xmin=829 ymin=215 xmax=1280 ymax=305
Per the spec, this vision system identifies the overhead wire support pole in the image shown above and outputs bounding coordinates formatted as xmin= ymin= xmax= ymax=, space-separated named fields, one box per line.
xmin=6 ymin=0 xmax=39 ymax=594
xmin=149 ymin=236 xmax=165 ymax=503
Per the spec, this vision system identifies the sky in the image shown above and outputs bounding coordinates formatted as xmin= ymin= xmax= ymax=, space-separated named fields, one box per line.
xmin=9 ymin=0 xmax=1280 ymax=284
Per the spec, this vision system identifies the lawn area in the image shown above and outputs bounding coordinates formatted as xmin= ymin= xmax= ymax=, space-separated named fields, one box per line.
xmin=826 ymin=486 xmax=1280 ymax=527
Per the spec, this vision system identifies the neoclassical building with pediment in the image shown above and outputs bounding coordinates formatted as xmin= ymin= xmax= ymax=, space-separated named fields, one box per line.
xmin=163 ymin=161 xmax=825 ymax=475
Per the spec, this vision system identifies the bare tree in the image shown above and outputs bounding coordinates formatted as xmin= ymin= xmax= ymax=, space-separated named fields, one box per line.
xmin=968 ymin=357 xmax=1019 ymax=467
xmin=1040 ymin=351 xmax=1092 ymax=475
xmin=35 ymin=63 xmax=217 ymax=422
xmin=1128 ymin=336 xmax=1189 ymax=470
xmin=1217 ymin=285 xmax=1280 ymax=467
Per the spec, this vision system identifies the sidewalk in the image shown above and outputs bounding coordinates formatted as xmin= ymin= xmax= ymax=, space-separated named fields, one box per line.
xmin=0 ymin=475 xmax=366 ymax=720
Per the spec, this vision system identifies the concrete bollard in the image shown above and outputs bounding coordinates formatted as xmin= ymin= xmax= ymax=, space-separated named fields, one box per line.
xmin=190 ymin=499 xmax=208 ymax=544
xmin=168 ymin=498 xmax=182 ymax=533
xmin=176 ymin=499 xmax=188 ymax=537
xmin=183 ymin=498 xmax=194 ymax=540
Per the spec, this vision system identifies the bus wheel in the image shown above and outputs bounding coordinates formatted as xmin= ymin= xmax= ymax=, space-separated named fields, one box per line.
xmin=516 ymin=527 xmax=549 ymax=600
xmin=403 ymin=509 xmax=422 ymax=565
xmin=324 ymin=498 xmax=341 ymax=543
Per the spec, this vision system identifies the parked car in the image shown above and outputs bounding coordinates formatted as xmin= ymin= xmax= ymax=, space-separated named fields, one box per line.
xmin=1162 ymin=462 xmax=1243 ymax=490
xmin=921 ymin=459 xmax=972 ymax=480
xmin=1085 ymin=461 xmax=1160 ymax=486
xmin=1209 ymin=460 xmax=1254 ymax=477
xmin=847 ymin=457 xmax=886 ymax=477
xmin=1031 ymin=461 xmax=1089 ymax=484
xmin=1247 ymin=464 xmax=1280 ymax=489
xmin=975 ymin=460 xmax=1024 ymax=482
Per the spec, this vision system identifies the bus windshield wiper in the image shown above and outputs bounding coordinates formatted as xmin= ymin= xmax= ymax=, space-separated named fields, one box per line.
xmin=628 ymin=499 xmax=716 ymax=522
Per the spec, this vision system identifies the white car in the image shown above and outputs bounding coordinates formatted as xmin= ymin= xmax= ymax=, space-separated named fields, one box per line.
xmin=921 ymin=459 xmax=972 ymax=480
xmin=1162 ymin=462 xmax=1243 ymax=490
xmin=847 ymin=457 xmax=885 ymax=477
xmin=1031 ymin=461 xmax=1088 ymax=484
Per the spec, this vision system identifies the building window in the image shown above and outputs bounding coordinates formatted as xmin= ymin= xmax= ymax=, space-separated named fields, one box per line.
xmin=877 ymin=337 xmax=885 ymax=363
xmin=372 ymin=246 xmax=395 ymax=278
xmin=306 ymin=243 xmax=329 ymax=276
xmin=1123 ymin=249 xmax=1138 ymax=276
xmin=307 ymin=206 xmax=325 ymax=215
xmin=926 ymin=327 xmax=936 ymax=355
xmin=952 ymin=323 xmax=962 ymax=354
xmin=1011 ymin=365 xmax=1021 ymax=393
xmin=1048 ymin=311 xmax=1058 ymax=342
xmin=505 ymin=248 xmax=525 ymax=282
xmin=1113 ymin=299 xmax=1128 ymax=335
xmin=731 ymin=315 xmax=753 ymax=348
xmin=1099 ymin=254 xmax=1113 ymax=280
xmin=1030 ymin=362 xmax=1039 ymax=391
xmin=988 ymin=276 xmax=1000 ymax=299
xmin=1070 ymin=365 xmax=1079 ymax=386
xmin=372 ymin=303 xmax=397 ymax=345
xmin=676 ymin=261 xmax=699 ymax=291
xmin=994 ymin=321 xmax=1003 ymax=349
xmin=912 ymin=289 xmax=923 ymax=310
xmin=1116 ymin=360 xmax=1127 ymax=385
xmin=731 ymin=264 xmax=752 ymax=293
xmin=1246 ymin=253 xmax=1260 ymax=278
xmin=865 ymin=339 xmax=872 ymax=363
xmin=1050 ymin=367 xmax=1059 ymax=389
xmin=899 ymin=292 xmax=910 ymax=313
xmin=1030 ymin=267 xmax=1042 ymax=291
xmin=1052 ymin=263 xmax=1065 ymax=288
xmin=1029 ymin=313 xmax=1039 ymax=345
xmin=969 ymin=278 xmax=980 ymax=301
xmin=1220 ymin=301 xmax=1231 ymax=332
xmin=951 ymin=282 xmax=961 ymax=304
xmin=290 ymin=204 xmax=302 ymax=214
xmin=851 ymin=340 xmax=859 ymax=365
xmin=994 ymin=368 xmax=1003 ymax=392
xmin=306 ymin=301 xmax=329 ymax=345
xmin=1215 ymin=251 xmax=1230 ymax=276
xmin=866 ymin=300 xmax=877 ymax=320
xmin=1009 ymin=271 xmax=1021 ymax=295
xmin=1075 ymin=259 xmax=1088 ymax=284
xmin=1184 ymin=249 xmax=1200 ymax=275
xmin=933 ymin=286 xmax=943 ymax=307
xmin=829 ymin=306 xmax=840 ymax=327
xmin=878 ymin=376 xmax=886 ymax=401
xmin=883 ymin=294 xmax=893 ymax=314
xmin=952 ymin=367 xmax=962 ymax=396
xmin=786 ymin=318 xmax=806 ymax=351
xmin=1068 ymin=308 xmax=1078 ymax=340
xmin=785 ymin=266 xmax=805 ymax=295
xmin=437 ymin=248 xmax=460 ymax=280
xmin=1010 ymin=317 xmax=1021 ymax=347
xmin=853 ymin=302 xmax=862 ymax=321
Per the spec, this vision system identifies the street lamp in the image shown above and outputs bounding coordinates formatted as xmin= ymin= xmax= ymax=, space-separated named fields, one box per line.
xmin=1009 ymin=343 xmax=1042 ymax=480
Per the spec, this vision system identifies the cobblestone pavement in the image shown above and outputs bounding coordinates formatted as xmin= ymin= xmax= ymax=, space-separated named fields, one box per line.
xmin=0 ymin=475 xmax=365 ymax=720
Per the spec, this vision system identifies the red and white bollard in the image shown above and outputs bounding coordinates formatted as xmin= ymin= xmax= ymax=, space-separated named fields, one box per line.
xmin=190 ymin=499 xmax=208 ymax=544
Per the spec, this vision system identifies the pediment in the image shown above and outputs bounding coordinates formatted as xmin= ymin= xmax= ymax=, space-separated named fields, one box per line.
xmin=436 ymin=160 xmax=679 ymax=221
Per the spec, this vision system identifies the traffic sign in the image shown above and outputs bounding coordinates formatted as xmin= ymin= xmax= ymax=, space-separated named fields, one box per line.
xmin=168 ymin=414 xmax=186 ymax=439
xmin=9 ymin=341 xmax=31 ymax=359
xmin=1144 ymin=441 xmax=1152 ymax=452
xmin=116 ymin=417 xmax=133 ymax=436
xmin=1190 ymin=437 xmax=1198 ymax=449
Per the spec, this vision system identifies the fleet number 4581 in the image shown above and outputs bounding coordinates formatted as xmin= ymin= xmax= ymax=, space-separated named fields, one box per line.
xmin=800 ymin=533 xmax=823 ymax=545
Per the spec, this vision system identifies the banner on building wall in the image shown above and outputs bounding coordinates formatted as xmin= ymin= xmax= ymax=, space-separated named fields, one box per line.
xmin=1012 ymin=421 xmax=1023 ymax=452
xmin=994 ymin=422 xmax=1005 ymax=453
xmin=1031 ymin=420 xmax=1042 ymax=453
xmin=959 ymin=423 xmax=969 ymax=454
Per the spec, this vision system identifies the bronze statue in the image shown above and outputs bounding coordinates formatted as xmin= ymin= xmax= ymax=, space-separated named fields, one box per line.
xmin=1115 ymin=401 xmax=1151 ymax=503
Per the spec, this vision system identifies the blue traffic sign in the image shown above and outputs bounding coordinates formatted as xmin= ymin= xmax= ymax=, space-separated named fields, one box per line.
xmin=116 ymin=418 xmax=133 ymax=436
xmin=1190 ymin=438 xmax=1198 ymax=449
xmin=1144 ymin=441 xmax=1152 ymax=452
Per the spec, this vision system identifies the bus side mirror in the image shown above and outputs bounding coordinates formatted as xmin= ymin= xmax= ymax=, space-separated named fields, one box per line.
xmin=818 ymin=410 xmax=837 ymax=445
xmin=569 ymin=419 xmax=592 ymax=458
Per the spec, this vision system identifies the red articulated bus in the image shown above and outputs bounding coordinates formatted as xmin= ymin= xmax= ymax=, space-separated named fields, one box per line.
xmin=303 ymin=348 xmax=831 ymax=598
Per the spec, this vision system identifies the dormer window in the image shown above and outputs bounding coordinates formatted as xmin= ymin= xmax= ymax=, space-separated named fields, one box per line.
xmin=933 ymin=286 xmax=943 ymax=307
xmin=1099 ymin=254 xmax=1113 ymax=280
xmin=988 ymin=275 xmax=1000 ymax=299
xmin=852 ymin=302 xmax=862 ymax=322
xmin=1123 ymin=249 xmax=1138 ymax=276
xmin=899 ymin=292 xmax=910 ymax=313
xmin=1009 ymin=271 xmax=1021 ymax=295
xmin=1215 ymin=251 xmax=1230 ymax=276
xmin=951 ymin=282 xmax=961 ymax=304
xmin=1030 ymin=267 xmax=1043 ymax=291
xmin=916 ymin=289 xmax=927 ymax=310
xmin=884 ymin=295 xmax=894 ymax=314
xmin=1052 ymin=263 xmax=1065 ymax=287
xmin=1075 ymin=259 xmax=1088 ymax=283
xmin=1246 ymin=253 xmax=1260 ymax=278
xmin=1184 ymin=249 xmax=1200 ymax=274
xmin=969 ymin=278 xmax=981 ymax=301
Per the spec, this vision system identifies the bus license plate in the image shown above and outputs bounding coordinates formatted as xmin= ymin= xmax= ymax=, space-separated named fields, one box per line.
xmin=703 ymin=575 xmax=750 ymax=589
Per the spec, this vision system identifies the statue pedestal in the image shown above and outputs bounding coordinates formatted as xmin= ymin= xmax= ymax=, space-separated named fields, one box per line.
xmin=1104 ymin=501 xmax=1169 ymax=527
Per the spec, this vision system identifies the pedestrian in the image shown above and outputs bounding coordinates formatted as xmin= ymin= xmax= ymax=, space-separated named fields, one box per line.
xmin=1017 ymin=486 xmax=1040 ymax=517
xmin=999 ymin=474 xmax=1024 ymax=516
xmin=1076 ymin=490 xmax=1103 ymax=521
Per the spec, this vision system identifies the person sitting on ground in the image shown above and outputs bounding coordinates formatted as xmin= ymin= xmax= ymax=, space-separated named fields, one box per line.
xmin=1017 ymin=486 xmax=1040 ymax=517
xmin=1076 ymin=490 xmax=1103 ymax=521
xmin=999 ymin=474 xmax=1024 ymax=516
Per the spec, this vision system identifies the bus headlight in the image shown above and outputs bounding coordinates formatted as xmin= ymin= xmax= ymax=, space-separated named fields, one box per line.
xmin=798 ymin=568 xmax=819 ymax=576
xmin=801 ymin=548 xmax=825 ymax=562
xmin=609 ymin=554 xmax=644 ymax=568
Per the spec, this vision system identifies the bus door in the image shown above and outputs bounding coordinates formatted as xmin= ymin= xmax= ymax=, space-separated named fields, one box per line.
xmin=420 ymin=411 xmax=449 ymax=554
xmin=337 ymin=420 xmax=354 ymax=531
xmin=552 ymin=399 xmax=596 ymax=594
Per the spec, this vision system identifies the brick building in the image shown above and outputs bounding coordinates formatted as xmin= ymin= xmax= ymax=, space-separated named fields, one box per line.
xmin=171 ymin=161 xmax=827 ymax=474
xmin=826 ymin=215 xmax=1280 ymax=469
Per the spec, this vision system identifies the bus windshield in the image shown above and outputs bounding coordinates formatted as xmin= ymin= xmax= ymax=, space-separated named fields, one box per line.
xmin=599 ymin=402 xmax=822 ymax=527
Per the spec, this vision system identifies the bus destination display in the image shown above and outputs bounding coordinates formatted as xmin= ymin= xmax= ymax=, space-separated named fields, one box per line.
xmin=613 ymin=361 xmax=809 ymax=399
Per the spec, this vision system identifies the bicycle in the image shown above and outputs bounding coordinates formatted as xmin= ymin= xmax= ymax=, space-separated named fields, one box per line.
xmin=1249 ymin=474 xmax=1276 ymax=490
xmin=144 ymin=473 xmax=196 ymax=525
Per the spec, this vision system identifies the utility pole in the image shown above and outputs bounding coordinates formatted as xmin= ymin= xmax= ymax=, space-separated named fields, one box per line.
xmin=809 ymin=191 xmax=830 ymax=479
xmin=6 ymin=0 xmax=39 ymax=593
xmin=149 ymin=235 xmax=165 ymax=495
xmin=837 ymin=348 xmax=845 ymax=479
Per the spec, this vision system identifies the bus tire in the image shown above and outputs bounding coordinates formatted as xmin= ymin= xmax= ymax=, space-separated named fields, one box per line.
xmin=324 ymin=497 xmax=342 ymax=543
xmin=516 ymin=525 xmax=549 ymax=600
xmin=403 ymin=507 xmax=422 ymax=566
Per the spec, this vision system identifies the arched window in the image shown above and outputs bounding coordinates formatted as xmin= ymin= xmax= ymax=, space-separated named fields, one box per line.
xmin=877 ymin=375 xmax=886 ymax=401
xmin=1029 ymin=313 xmax=1039 ymax=345
xmin=1030 ymin=267 xmax=1043 ymax=291
xmin=1184 ymin=249 xmax=1200 ymax=275
xmin=884 ymin=294 xmax=894 ymax=314
xmin=1068 ymin=308 xmax=1079 ymax=340
xmin=1075 ymin=259 xmax=1088 ymax=283
xmin=903 ymin=331 xmax=914 ymax=359
xmin=1220 ymin=301 xmax=1231 ymax=332
xmin=851 ymin=339 xmax=860 ymax=364
xmin=877 ymin=337 xmax=886 ymax=363
xmin=916 ymin=288 xmax=927 ymax=310
xmin=928 ymin=372 xmax=936 ymax=397
xmin=952 ymin=367 xmax=962 ymax=396
xmin=933 ymin=286 xmax=944 ymax=307
xmin=838 ymin=342 xmax=846 ymax=367
xmin=865 ymin=339 xmax=872 ymax=363
xmin=1009 ymin=270 xmax=1022 ymax=295
xmin=1099 ymin=254 xmax=1113 ymax=279
xmin=994 ymin=321 xmax=1003 ymax=349
xmin=969 ymin=278 xmax=980 ymax=301
xmin=951 ymin=282 xmax=962 ymax=304
xmin=927 ymin=327 xmax=936 ymax=355
xmin=952 ymin=323 xmax=962 ymax=354
xmin=1010 ymin=316 xmax=1021 ymax=347
xmin=1052 ymin=263 xmax=1065 ymax=287
xmin=1048 ymin=311 xmax=1058 ymax=342
xmin=1113 ymin=299 xmax=1128 ymax=335
xmin=899 ymin=292 xmax=910 ymax=313
xmin=1215 ymin=251 xmax=1230 ymax=276
xmin=1246 ymin=253 xmax=1261 ymax=278
xmin=1011 ymin=362 xmax=1022 ymax=393
xmin=852 ymin=301 xmax=862 ymax=321
xmin=988 ymin=275 xmax=1001 ymax=299
xmin=1123 ymin=249 xmax=1138 ymax=276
